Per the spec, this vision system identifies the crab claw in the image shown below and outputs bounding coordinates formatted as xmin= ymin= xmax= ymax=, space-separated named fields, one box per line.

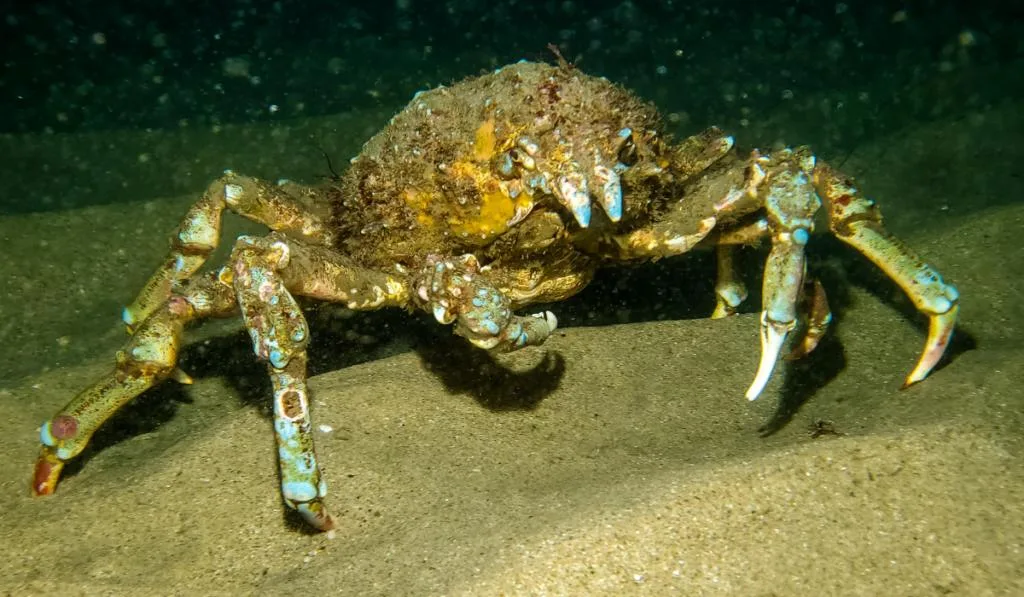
xmin=513 ymin=310 xmax=558 ymax=348
xmin=418 ymin=255 xmax=559 ymax=353
xmin=785 ymin=279 xmax=832 ymax=361
xmin=744 ymin=224 xmax=813 ymax=401
xmin=745 ymin=152 xmax=820 ymax=400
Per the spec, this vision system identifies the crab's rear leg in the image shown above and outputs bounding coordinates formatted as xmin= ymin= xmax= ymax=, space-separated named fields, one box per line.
xmin=33 ymin=271 xmax=237 ymax=495
xmin=812 ymin=161 xmax=959 ymax=387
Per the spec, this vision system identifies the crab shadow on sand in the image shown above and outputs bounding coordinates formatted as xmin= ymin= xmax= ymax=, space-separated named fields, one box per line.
xmin=59 ymin=235 xmax=975 ymax=491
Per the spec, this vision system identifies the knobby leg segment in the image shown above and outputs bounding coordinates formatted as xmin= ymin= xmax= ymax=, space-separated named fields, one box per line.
xmin=225 ymin=233 xmax=409 ymax=530
xmin=33 ymin=272 xmax=236 ymax=495
xmin=268 ymin=353 xmax=333 ymax=530
xmin=123 ymin=172 xmax=333 ymax=331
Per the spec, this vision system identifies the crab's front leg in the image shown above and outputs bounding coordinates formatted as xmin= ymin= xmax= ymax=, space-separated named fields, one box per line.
xmin=34 ymin=173 xmax=331 ymax=496
xmin=414 ymin=254 xmax=558 ymax=352
xmin=710 ymin=218 xmax=832 ymax=359
xmin=225 ymin=234 xmax=410 ymax=530
xmin=35 ymin=224 xmax=410 ymax=532
xmin=742 ymin=148 xmax=960 ymax=398
xmin=225 ymin=235 xmax=334 ymax=529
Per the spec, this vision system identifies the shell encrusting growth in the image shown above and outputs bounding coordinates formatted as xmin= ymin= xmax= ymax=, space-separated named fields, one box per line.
xmin=330 ymin=61 xmax=664 ymax=269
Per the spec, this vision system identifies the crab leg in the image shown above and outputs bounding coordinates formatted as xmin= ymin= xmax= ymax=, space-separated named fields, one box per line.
xmin=33 ymin=271 xmax=237 ymax=496
xmin=746 ymin=150 xmax=822 ymax=400
xmin=711 ymin=245 xmax=748 ymax=319
xmin=123 ymin=173 xmax=333 ymax=332
xmin=35 ymin=227 xmax=410 ymax=532
xmin=813 ymin=161 xmax=959 ymax=387
xmin=709 ymin=217 xmax=774 ymax=319
xmin=225 ymin=233 xmax=409 ymax=530
xmin=228 ymin=235 xmax=331 ymax=529
xmin=786 ymin=279 xmax=832 ymax=360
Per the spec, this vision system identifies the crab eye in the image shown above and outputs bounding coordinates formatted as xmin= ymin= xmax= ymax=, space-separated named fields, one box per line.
xmin=617 ymin=133 xmax=638 ymax=166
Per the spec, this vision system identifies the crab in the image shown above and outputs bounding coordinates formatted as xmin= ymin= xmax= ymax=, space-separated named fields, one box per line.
xmin=31 ymin=61 xmax=959 ymax=531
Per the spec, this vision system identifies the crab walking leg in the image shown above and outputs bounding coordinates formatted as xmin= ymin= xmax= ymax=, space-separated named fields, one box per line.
xmin=711 ymin=246 xmax=748 ymax=319
xmin=786 ymin=279 xmax=832 ymax=360
xmin=226 ymin=234 xmax=410 ymax=530
xmin=416 ymin=254 xmax=558 ymax=351
xmin=228 ymin=235 xmax=324 ymax=529
xmin=123 ymin=172 xmax=334 ymax=331
xmin=709 ymin=218 xmax=772 ymax=319
xmin=33 ymin=272 xmax=237 ymax=496
xmin=813 ymin=161 xmax=960 ymax=387
xmin=608 ymin=137 xmax=766 ymax=262
xmin=746 ymin=150 xmax=822 ymax=400
xmin=267 ymin=353 xmax=334 ymax=529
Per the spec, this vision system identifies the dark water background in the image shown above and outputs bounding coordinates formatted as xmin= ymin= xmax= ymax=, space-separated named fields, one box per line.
xmin=1 ymin=0 xmax=1021 ymax=214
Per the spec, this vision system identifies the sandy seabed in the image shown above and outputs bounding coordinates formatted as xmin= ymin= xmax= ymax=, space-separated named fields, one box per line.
xmin=0 ymin=95 xmax=1022 ymax=596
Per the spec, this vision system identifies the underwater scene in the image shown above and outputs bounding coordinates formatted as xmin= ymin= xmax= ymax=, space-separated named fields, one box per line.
xmin=1 ymin=0 xmax=1022 ymax=594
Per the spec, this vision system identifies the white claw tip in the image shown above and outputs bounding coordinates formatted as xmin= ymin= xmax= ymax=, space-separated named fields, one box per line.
xmin=533 ymin=310 xmax=558 ymax=331
xmin=745 ymin=312 xmax=791 ymax=401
